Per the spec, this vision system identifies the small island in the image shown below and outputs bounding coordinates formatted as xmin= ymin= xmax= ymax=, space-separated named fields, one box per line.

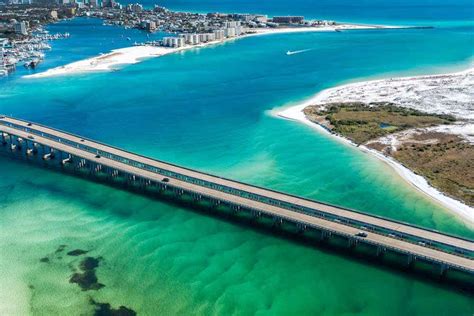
xmin=280 ymin=68 xmax=473 ymax=216
xmin=303 ymin=102 xmax=472 ymax=206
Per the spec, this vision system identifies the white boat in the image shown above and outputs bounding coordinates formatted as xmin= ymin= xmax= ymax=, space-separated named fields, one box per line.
xmin=286 ymin=49 xmax=311 ymax=56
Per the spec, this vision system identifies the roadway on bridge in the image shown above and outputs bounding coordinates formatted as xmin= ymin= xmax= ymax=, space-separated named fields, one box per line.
xmin=0 ymin=116 xmax=473 ymax=273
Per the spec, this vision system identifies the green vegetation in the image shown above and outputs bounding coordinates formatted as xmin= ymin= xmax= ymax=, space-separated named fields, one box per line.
xmin=392 ymin=133 xmax=474 ymax=207
xmin=303 ymin=102 xmax=456 ymax=144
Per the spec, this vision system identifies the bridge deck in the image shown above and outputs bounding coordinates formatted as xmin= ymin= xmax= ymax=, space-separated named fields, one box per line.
xmin=0 ymin=116 xmax=473 ymax=273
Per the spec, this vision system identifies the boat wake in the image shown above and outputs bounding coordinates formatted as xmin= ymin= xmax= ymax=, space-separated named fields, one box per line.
xmin=286 ymin=49 xmax=312 ymax=56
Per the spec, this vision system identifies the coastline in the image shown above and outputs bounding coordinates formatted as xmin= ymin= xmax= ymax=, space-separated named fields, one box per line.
xmin=24 ymin=23 xmax=403 ymax=79
xmin=275 ymin=68 xmax=474 ymax=224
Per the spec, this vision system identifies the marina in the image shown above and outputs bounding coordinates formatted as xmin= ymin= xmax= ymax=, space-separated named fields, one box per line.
xmin=1 ymin=30 xmax=69 ymax=75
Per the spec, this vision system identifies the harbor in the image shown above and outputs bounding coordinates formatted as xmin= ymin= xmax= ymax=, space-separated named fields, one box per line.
xmin=1 ymin=30 xmax=70 ymax=76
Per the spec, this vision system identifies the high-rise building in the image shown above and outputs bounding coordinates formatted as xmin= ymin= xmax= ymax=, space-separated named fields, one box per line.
xmin=14 ymin=22 xmax=27 ymax=36
xmin=224 ymin=27 xmax=236 ymax=37
xmin=191 ymin=34 xmax=200 ymax=45
xmin=162 ymin=37 xmax=185 ymax=48
xmin=213 ymin=29 xmax=225 ymax=40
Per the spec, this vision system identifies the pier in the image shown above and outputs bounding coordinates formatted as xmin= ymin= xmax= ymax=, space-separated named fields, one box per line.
xmin=0 ymin=115 xmax=473 ymax=280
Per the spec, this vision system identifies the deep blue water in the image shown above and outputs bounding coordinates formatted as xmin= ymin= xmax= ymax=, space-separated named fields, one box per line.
xmin=144 ymin=0 xmax=474 ymax=25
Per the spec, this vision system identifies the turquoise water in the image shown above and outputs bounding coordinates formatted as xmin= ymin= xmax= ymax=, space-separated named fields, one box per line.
xmin=0 ymin=1 xmax=473 ymax=315
xmin=149 ymin=0 xmax=474 ymax=25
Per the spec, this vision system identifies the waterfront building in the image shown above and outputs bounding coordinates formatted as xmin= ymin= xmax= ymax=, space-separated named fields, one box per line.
xmin=13 ymin=22 xmax=27 ymax=36
xmin=206 ymin=33 xmax=216 ymax=42
xmin=198 ymin=33 xmax=215 ymax=43
xmin=162 ymin=36 xmax=185 ymax=48
xmin=225 ymin=27 xmax=236 ymax=37
xmin=213 ymin=29 xmax=225 ymax=40
xmin=140 ymin=20 xmax=156 ymax=31
xmin=182 ymin=33 xmax=192 ymax=44
xmin=235 ymin=25 xmax=244 ymax=36
xmin=191 ymin=34 xmax=200 ymax=45
xmin=272 ymin=16 xmax=305 ymax=24
xmin=146 ymin=21 xmax=156 ymax=31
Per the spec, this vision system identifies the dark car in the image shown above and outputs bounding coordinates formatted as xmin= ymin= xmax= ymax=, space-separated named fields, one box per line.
xmin=355 ymin=231 xmax=368 ymax=238
xmin=95 ymin=154 xmax=101 ymax=159
xmin=162 ymin=177 xmax=170 ymax=183
xmin=27 ymin=135 xmax=34 ymax=140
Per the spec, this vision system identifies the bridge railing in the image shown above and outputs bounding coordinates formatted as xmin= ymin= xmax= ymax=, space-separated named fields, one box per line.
xmin=1 ymin=118 xmax=473 ymax=256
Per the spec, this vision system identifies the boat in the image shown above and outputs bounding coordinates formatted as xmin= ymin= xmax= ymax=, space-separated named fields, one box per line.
xmin=24 ymin=58 xmax=41 ymax=69
xmin=286 ymin=49 xmax=311 ymax=55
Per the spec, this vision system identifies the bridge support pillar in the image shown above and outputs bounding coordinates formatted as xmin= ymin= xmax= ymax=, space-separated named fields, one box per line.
xmin=318 ymin=231 xmax=329 ymax=242
xmin=347 ymin=237 xmax=357 ymax=249
xmin=376 ymin=246 xmax=386 ymax=258
xmin=406 ymin=254 xmax=416 ymax=268
xmin=10 ymin=135 xmax=16 ymax=152
xmin=251 ymin=210 xmax=261 ymax=219
xmin=272 ymin=217 xmax=283 ymax=227
xmin=16 ymin=137 xmax=23 ymax=150
xmin=438 ymin=264 xmax=448 ymax=277
xmin=296 ymin=223 xmax=307 ymax=234
xmin=231 ymin=205 xmax=239 ymax=214
xmin=1 ymin=132 xmax=6 ymax=145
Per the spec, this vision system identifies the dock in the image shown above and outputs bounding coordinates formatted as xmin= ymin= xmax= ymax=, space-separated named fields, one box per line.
xmin=0 ymin=115 xmax=473 ymax=279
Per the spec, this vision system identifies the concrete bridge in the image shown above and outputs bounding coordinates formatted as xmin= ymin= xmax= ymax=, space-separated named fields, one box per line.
xmin=0 ymin=115 xmax=473 ymax=279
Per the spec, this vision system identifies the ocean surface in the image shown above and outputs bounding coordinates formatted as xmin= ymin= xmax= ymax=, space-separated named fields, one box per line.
xmin=0 ymin=0 xmax=473 ymax=314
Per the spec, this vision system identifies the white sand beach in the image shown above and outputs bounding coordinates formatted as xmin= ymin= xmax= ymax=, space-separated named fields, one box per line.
xmin=276 ymin=68 xmax=474 ymax=223
xmin=23 ymin=45 xmax=177 ymax=78
xmin=24 ymin=23 xmax=401 ymax=79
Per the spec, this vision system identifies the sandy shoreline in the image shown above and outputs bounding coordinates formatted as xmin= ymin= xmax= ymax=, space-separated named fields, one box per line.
xmin=275 ymin=68 xmax=474 ymax=224
xmin=24 ymin=23 xmax=403 ymax=79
